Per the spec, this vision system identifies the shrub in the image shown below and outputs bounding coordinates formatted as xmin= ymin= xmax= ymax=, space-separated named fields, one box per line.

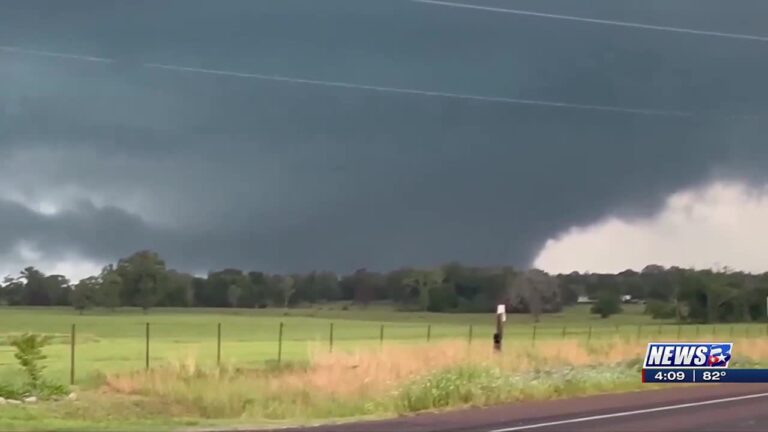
xmin=9 ymin=333 xmax=51 ymax=390
xmin=644 ymin=299 xmax=676 ymax=319
xmin=7 ymin=333 xmax=68 ymax=398
xmin=591 ymin=291 xmax=622 ymax=318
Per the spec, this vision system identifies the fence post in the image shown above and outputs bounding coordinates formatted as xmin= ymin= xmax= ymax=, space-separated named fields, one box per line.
xmin=217 ymin=322 xmax=222 ymax=366
xmin=379 ymin=324 xmax=384 ymax=346
xmin=713 ymin=325 xmax=717 ymax=337
xmin=636 ymin=324 xmax=642 ymax=340
xmin=695 ymin=325 xmax=700 ymax=338
xmin=562 ymin=325 xmax=567 ymax=339
xmin=427 ymin=324 xmax=431 ymax=342
xmin=468 ymin=325 xmax=473 ymax=345
xmin=329 ymin=322 xmax=334 ymax=353
xmin=278 ymin=322 xmax=284 ymax=364
xmin=676 ymin=325 xmax=682 ymax=341
xmin=587 ymin=325 xmax=592 ymax=343
xmin=730 ymin=325 xmax=734 ymax=338
xmin=532 ymin=325 xmax=537 ymax=346
xmin=657 ymin=325 xmax=662 ymax=336
xmin=145 ymin=322 xmax=150 ymax=371
xmin=70 ymin=324 xmax=76 ymax=385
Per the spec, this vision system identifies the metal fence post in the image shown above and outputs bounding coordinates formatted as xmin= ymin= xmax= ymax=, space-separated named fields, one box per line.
xmin=427 ymin=324 xmax=431 ymax=342
xmin=329 ymin=322 xmax=334 ymax=353
xmin=278 ymin=322 xmax=284 ymax=364
xmin=587 ymin=325 xmax=592 ymax=343
xmin=532 ymin=325 xmax=537 ymax=346
xmin=379 ymin=324 xmax=384 ymax=345
xmin=70 ymin=324 xmax=76 ymax=385
xmin=468 ymin=325 xmax=473 ymax=345
xmin=636 ymin=324 xmax=642 ymax=340
xmin=676 ymin=325 xmax=682 ymax=340
xmin=145 ymin=322 xmax=150 ymax=371
xmin=217 ymin=322 xmax=222 ymax=366
xmin=562 ymin=325 xmax=567 ymax=339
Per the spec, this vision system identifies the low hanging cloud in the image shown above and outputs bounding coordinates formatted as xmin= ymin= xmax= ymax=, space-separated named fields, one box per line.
xmin=534 ymin=181 xmax=768 ymax=274
xmin=2 ymin=0 xmax=768 ymax=280
xmin=0 ymin=241 xmax=103 ymax=282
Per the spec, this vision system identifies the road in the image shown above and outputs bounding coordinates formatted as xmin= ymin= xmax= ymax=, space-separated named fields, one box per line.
xmin=260 ymin=384 xmax=768 ymax=432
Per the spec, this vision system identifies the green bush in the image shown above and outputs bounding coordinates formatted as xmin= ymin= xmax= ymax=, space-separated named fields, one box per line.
xmin=9 ymin=333 xmax=51 ymax=390
xmin=591 ymin=291 xmax=622 ymax=318
xmin=427 ymin=284 xmax=458 ymax=312
xmin=6 ymin=333 xmax=68 ymax=398
xmin=645 ymin=299 xmax=676 ymax=319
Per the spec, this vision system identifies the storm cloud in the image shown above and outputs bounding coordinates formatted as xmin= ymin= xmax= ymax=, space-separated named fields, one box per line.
xmin=1 ymin=0 xmax=768 ymax=278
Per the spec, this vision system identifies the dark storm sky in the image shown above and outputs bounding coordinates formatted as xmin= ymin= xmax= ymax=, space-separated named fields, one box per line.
xmin=1 ymin=0 xmax=767 ymax=275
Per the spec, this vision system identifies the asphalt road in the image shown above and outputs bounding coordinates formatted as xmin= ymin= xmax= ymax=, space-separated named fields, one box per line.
xmin=260 ymin=384 xmax=768 ymax=432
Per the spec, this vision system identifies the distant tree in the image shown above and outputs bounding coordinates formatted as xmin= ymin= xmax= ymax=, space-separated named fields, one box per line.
xmin=99 ymin=266 xmax=122 ymax=310
xmin=645 ymin=299 xmax=676 ymax=319
xmin=71 ymin=277 xmax=100 ymax=314
xmin=199 ymin=269 xmax=248 ymax=308
xmin=384 ymin=268 xmax=414 ymax=304
xmin=401 ymin=269 xmax=444 ymax=311
xmin=426 ymin=282 xmax=458 ymax=312
xmin=239 ymin=271 xmax=266 ymax=307
xmin=163 ymin=270 xmax=194 ymax=307
xmin=591 ymin=291 xmax=622 ymax=318
xmin=44 ymin=275 xmax=72 ymax=306
xmin=116 ymin=250 xmax=168 ymax=313
xmin=340 ymin=269 xmax=384 ymax=307
xmin=19 ymin=267 xmax=50 ymax=306
xmin=1 ymin=275 xmax=25 ymax=306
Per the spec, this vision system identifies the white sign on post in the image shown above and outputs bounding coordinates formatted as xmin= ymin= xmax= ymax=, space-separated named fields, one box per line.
xmin=497 ymin=304 xmax=507 ymax=322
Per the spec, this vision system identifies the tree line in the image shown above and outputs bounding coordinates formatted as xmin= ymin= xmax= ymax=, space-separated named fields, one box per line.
xmin=1 ymin=251 xmax=767 ymax=323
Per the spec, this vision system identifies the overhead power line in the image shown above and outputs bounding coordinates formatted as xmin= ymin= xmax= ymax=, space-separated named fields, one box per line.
xmin=410 ymin=0 xmax=768 ymax=43
xmin=1 ymin=45 xmax=690 ymax=117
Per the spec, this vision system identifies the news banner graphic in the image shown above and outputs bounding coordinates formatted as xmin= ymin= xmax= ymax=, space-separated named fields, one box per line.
xmin=642 ymin=342 xmax=768 ymax=383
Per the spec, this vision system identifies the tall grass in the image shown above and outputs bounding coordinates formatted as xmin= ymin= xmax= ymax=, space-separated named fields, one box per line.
xmin=94 ymin=337 xmax=768 ymax=422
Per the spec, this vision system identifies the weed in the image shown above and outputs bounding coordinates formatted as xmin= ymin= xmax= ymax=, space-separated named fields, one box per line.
xmin=6 ymin=333 xmax=68 ymax=398
xmin=9 ymin=333 xmax=51 ymax=389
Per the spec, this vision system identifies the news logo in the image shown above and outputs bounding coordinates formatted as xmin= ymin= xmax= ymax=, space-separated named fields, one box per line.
xmin=643 ymin=343 xmax=732 ymax=369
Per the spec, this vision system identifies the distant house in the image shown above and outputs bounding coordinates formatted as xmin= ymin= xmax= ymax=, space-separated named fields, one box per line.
xmin=577 ymin=296 xmax=595 ymax=304
xmin=621 ymin=295 xmax=633 ymax=303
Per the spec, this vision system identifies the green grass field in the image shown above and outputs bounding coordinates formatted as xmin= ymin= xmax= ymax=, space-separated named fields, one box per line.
xmin=1 ymin=303 xmax=765 ymax=386
xmin=2 ymin=304 xmax=768 ymax=431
